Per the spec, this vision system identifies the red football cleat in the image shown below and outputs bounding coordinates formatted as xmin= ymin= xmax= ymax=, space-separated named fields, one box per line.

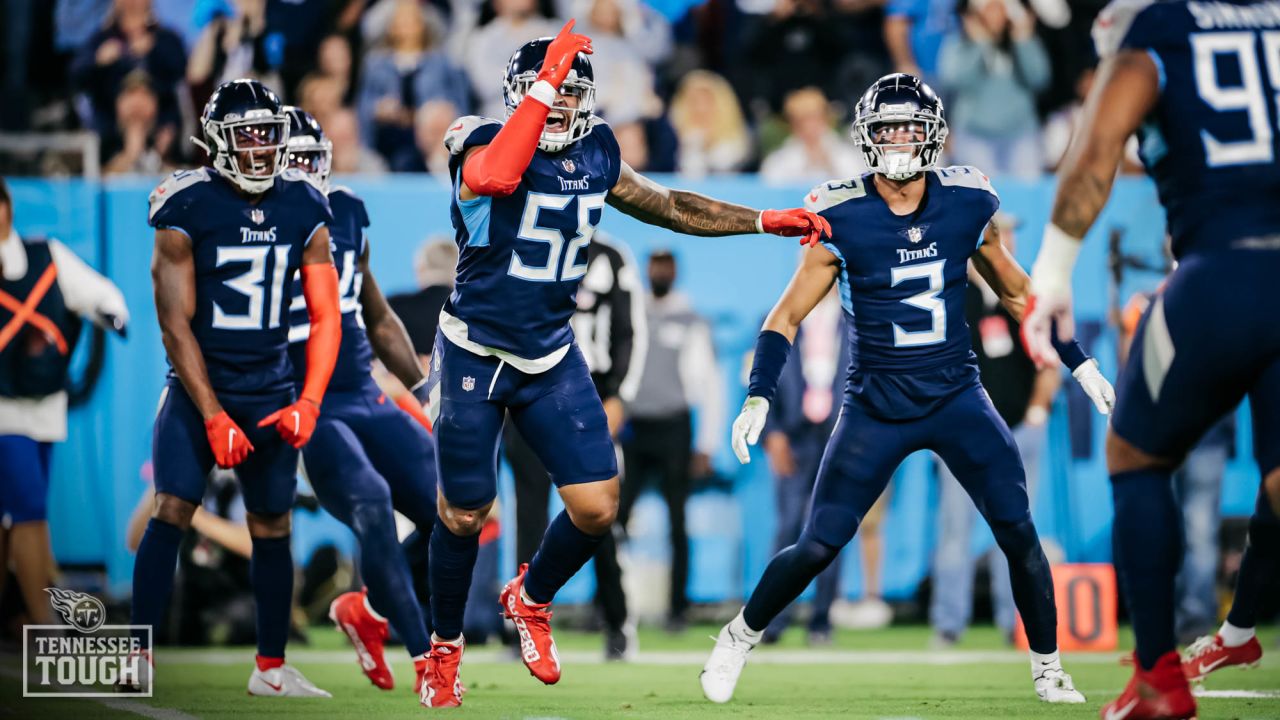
xmin=500 ymin=563 xmax=561 ymax=685
xmin=1182 ymin=633 xmax=1263 ymax=682
xmin=329 ymin=589 xmax=393 ymax=690
xmin=1100 ymin=652 xmax=1196 ymax=720
xmin=420 ymin=638 xmax=464 ymax=708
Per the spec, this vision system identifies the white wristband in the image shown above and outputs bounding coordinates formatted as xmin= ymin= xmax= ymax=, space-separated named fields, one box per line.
xmin=1029 ymin=223 xmax=1082 ymax=298
xmin=755 ymin=211 xmax=765 ymax=234
xmin=1023 ymin=404 xmax=1049 ymax=427
xmin=526 ymin=80 xmax=557 ymax=108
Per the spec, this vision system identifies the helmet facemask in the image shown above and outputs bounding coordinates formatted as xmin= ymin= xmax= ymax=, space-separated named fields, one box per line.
xmin=197 ymin=110 xmax=290 ymax=194
xmin=285 ymin=135 xmax=333 ymax=193
xmin=852 ymin=102 xmax=947 ymax=181
xmin=504 ymin=68 xmax=596 ymax=153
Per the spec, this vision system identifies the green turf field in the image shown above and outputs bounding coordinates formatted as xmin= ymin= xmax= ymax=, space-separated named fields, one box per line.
xmin=5 ymin=625 xmax=1278 ymax=719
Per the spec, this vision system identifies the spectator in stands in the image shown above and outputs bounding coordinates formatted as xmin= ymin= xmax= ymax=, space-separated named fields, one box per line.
xmin=298 ymin=73 xmax=346 ymax=128
xmin=357 ymin=0 xmax=469 ymax=171
xmin=71 ymin=0 xmax=186 ymax=157
xmin=667 ymin=70 xmax=751 ymax=177
xmin=930 ymin=211 xmax=1057 ymax=646
xmin=0 ymin=177 xmax=128 ymax=629
xmin=883 ymin=0 xmax=957 ymax=83
xmin=104 ymin=70 xmax=173 ymax=176
xmin=621 ymin=249 xmax=724 ymax=632
xmin=414 ymin=100 xmax=459 ymax=177
xmin=459 ymin=0 xmax=558 ymax=119
xmin=264 ymin=0 xmax=362 ymax=99
xmin=576 ymin=0 xmax=662 ymax=137
xmin=761 ymin=87 xmax=867 ymax=185
xmin=574 ymin=0 xmax=673 ymax=66
xmin=1042 ymin=63 xmax=1144 ymax=174
xmin=316 ymin=33 xmax=355 ymax=105
xmin=740 ymin=0 xmax=843 ymax=114
xmin=937 ymin=0 xmax=1049 ymax=179
xmin=186 ymin=0 xmax=281 ymax=114
xmin=827 ymin=0 xmax=894 ymax=111
xmin=326 ymin=107 xmax=389 ymax=174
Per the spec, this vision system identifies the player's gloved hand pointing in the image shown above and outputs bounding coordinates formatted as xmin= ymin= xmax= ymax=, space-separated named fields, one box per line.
xmin=538 ymin=20 xmax=593 ymax=89
xmin=258 ymin=398 xmax=321 ymax=448
xmin=1072 ymin=359 xmax=1116 ymax=416
xmin=205 ymin=411 xmax=254 ymax=468
xmin=759 ymin=208 xmax=833 ymax=248
xmin=731 ymin=396 xmax=770 ymax=464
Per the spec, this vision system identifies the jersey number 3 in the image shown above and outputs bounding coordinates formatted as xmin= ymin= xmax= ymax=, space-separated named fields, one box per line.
xmin=510 ymin=192 xmax=606 ymax=282
xmin=890 ymin=260 xmax=947 ymax=348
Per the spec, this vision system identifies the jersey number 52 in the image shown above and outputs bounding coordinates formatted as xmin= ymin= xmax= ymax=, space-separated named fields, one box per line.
xmin=509 ymin=192 xmax=606 ymax=282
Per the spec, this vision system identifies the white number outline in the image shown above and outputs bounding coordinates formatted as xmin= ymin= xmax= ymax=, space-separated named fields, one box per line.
xmin=890 ymin=259 xmax=947 ymax=348
xmin=212 ymin=245 xmax=291 ymax=331
xmin=1192 ymin=31 xmax=1280 ymax=167
xmin=509 ymin=192 xmax=606 ymax=282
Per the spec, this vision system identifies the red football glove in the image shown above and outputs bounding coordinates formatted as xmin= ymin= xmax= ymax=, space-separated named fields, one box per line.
xmin=538 ymin=20 xmax=593 ymax=89
xmin=760 ymin=208 xmax=833 ymax=248
xmin=205 ymin=411 xmax=254 ymax=468
xmin=258 ymin=399 xmax=320 ymax=449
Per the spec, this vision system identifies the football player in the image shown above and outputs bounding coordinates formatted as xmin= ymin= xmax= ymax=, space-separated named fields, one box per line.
xmin=134 ymin=79 xmax=340 ymax=696
xmin=698 ymin=73 xmax=1114 ymax=706
xmin=419 ymin=20 xmax=830 ymax=707
xmin=1022 ymin=1 xmax=1280 ymax=717
xmin=280 ymin=107 xmax=441 ymax=699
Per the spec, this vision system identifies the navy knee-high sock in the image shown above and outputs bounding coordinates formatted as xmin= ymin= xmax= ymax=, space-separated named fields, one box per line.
xmin=1112 ymin=469 xmax=1183 ymax=670
xmin=351 ymin=502 xmax=431 ymax=657
xmin=250 ymin=535 xmax=294 ymax=660
xmin=743 ymin=533 xmax=840 ymax=632
xmin=402 ymin=529 xmax=432 ymax=634
xmin=430 ymin=520 xmax=478 ymax=641
xmin=130 ymin=518 xmax=185 ymax=647
xmin=524 ymin=511 xmax=606 ymax=604
xmin=1227 ymin=490 xmax=1280 ymax=629
xmin=991 ymin=517 xmax=1058 ymax=654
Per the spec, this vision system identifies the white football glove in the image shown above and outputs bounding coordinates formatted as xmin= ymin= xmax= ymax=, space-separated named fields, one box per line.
xmin=1072 ymin=359 xmax=1115 ymax=416
xmin=731 ymin=396 xmax=770 ymax=465
xmin=1022 ymin=224 xmax=1083 ymax=368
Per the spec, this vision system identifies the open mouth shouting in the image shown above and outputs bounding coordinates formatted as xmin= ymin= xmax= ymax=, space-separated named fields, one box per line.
xmin=545 ymin=109 xmax=570 ymax=134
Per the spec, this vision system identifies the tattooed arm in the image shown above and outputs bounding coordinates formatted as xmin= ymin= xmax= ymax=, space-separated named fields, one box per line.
xmin=1050 ymin=49 xmax=1159 ymax=236
xmin=606 ymin=161 xmax=762 ymax=236
xmin=606 ymin=161 xmax=831 ymax=243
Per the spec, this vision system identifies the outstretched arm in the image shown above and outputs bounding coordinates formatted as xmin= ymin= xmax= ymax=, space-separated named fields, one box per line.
xmin=359 ymin=245 xmax=426 ymax=392
xmin=1023 ymin=48 xmax=1159 ymax=366
xmin=732 ymin=246 xmax=841 ymax=463
xmin=606 ymin=162 xmax=832 ymax=243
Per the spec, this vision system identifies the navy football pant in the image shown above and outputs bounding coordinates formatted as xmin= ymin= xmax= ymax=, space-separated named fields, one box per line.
xmin=0 ymin=435 xmax=52 ymax=523
xmin=1111 ymin=249 xmax=1280 ymax=667
xmin=744 ymin=381 xmax=1059 ymax=653
xmin=302 ymin=384 xmax=437 ymax=657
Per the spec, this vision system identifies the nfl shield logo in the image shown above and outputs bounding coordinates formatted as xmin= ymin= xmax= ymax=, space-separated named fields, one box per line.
xmin=561 ymin=158 xmax=576 ymax=173
xmin=462 ymin=376 xmax=476 ymax=392
xmin=908 ymin=226 xmax=923 ymax=243
xmin=250 ymin=208 xmax=265 ymax=225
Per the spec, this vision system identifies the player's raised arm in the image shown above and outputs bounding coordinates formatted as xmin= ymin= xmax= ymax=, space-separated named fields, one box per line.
xmin=357 ymin=245 xmax=432 ymax=429
xmin=730 ymin=245 xmax=841 ymax=464
xmin=973 ymin=222 xmax=1114 ymax=414
xmin=258 ymin=226 xmax=340 ymax=448
xmin=1022 ymin=47 xmax=1160 ymax=366
xmin=152 ymin=227 xmax=254 ymax=467
xmin=458 ymin=20 xmax=592 ymax=200
xmin=606 ymin=161 xmax=832 ymax=244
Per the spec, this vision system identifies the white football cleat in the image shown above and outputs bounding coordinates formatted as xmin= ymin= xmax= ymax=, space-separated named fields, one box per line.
xmin=1034 ymin=666 xmax=1086 ymax=703
xmin=699 ymin=615 xmax=760 ymax=704
xmin=248 ymin=664 xmax=332 ymax=698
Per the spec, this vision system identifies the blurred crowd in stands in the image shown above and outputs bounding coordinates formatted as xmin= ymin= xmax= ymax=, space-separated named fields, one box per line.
xmin=0 ymin=0 xmax=1131 ymax=180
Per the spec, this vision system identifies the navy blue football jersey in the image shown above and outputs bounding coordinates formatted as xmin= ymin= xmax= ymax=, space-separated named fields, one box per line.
xmin=805 ymin=167 xmax=999 ymax=418
xmin=441 ymin=115 xmax=623 ymax=360
xmin=1111 ymin=0 xmax=1280 ymax=257
xmin=148 ymin=167 xmax=332 ymax=394
xmin=287 ymin=186 xmax=374 ymax=391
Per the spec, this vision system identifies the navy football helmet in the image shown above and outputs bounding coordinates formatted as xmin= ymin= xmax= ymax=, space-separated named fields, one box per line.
xmin=503 ymin=38 xmax=596 ymax=152
xmin=194 ymin=78 xmax=289 ymax=194
xmin=283 ymin=106 xmax=333 ymax=192
xmin=851 ymin=74 xmax=948 ymax=181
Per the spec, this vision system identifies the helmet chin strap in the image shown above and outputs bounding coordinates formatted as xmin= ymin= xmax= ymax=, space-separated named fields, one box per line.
xmin=882 ymin=150 xmax=918 ymax=180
